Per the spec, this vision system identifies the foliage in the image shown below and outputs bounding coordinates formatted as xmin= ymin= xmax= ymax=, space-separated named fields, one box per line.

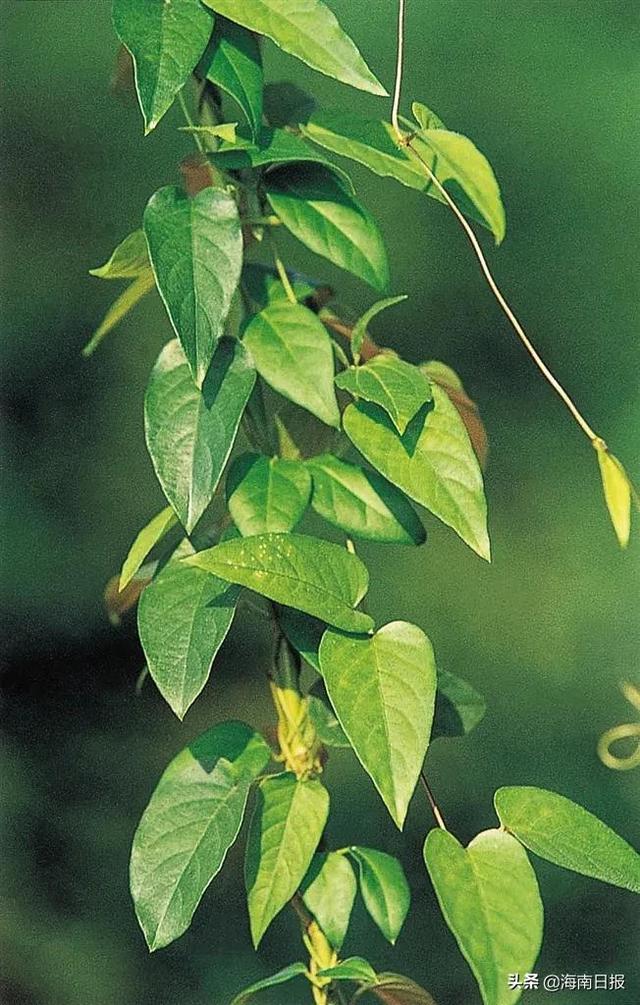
xmin=86 ymin=2 xmax=640 ymax=1003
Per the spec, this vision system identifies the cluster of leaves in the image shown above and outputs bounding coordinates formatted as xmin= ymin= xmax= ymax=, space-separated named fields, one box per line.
xmin=88 ymin=2 xmax=640 ymax=1004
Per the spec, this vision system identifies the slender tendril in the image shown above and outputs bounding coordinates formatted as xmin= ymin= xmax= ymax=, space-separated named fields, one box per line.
xmin=391 ymin=0 xmax=599 ymax=446
xmin=420 ymin=770 xmax=447 ymax=830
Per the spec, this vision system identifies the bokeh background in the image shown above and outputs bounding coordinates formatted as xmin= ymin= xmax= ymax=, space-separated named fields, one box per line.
xmin=1 ymin=1 xmax=639 ymax=1003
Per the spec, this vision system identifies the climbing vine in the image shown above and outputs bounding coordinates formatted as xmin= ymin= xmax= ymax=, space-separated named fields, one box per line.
xmin=88 ymin=2 xmax=639 ymax=1003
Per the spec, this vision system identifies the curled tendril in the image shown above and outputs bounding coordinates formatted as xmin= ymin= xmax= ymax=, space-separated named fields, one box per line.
xmin=597 ymin=681 xmax=640 ymax=771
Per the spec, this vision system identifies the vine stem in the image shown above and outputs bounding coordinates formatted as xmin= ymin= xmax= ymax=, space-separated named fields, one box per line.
xmin=178 ymin=89 xmax=205 ymax=154
xmin=391 ymin=0 xmax=599 ymax=447
xmin=267 ymin=230 xmax=297 ymax=304
xmin=419 ymin=770 xmax=447 ymax=830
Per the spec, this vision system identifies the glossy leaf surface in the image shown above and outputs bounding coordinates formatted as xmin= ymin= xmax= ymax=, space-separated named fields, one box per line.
xmin=266 ymin=164 xmax=389 ymax=292
xmin=307 ymin=454 xmax=425 ymax=545
xmin=243 ymin=302 xmax=340 ymax=428
xmin=144 ymin=338 xmax=256 ymax=532
xmin=343 ymin=385 xmax=490 ymax=560
xmin=186 ymin=533 xmax=373 ymax=632
xmin=319 ymin=622 xmax=436 ymax=827
xmin=494 ymin=787 xmax=640 ymax=893
xmin=336 ymin=355 xmax=432 ymax=435
xmin=130 ymin=721 xmax=271 ymax=950
xmin=113 ymin=0 xmax=213 ymax=133
xmin=143 ymin=185 xmax=243 ymax=386
xmin=202 ymin=0 xmax=385 ymax=96
xmin=203 ymin=17 xmax=262 ymax=136
xmin=302 ymin=851 xmax=357 ymax=949
xmin=138 ymin=556 xmax=239 ymax=719
xmin=245 ymin=773 xmax=329 ymax=946
xmin=120 ymin=505 xmax=178 ymax=591
xmin=227 ymin=453 xmax=311 ymax=536
xmin=424 ymin=828 xmax=543 ymax=1005
xmin=349 ymin=846 xmax=410 ymax=944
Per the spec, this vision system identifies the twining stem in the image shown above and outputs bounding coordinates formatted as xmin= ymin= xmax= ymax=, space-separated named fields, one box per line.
xmin=391 ymin=0 xmax=599 ymax=447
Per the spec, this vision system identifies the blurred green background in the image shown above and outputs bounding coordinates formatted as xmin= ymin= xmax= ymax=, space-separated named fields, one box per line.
xmin=1 ymin=1 xmax=639 ymax=1003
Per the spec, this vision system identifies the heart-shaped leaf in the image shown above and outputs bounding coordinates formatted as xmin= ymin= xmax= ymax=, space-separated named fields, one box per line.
xmin=130 ymin=721 xmax=271 ymax=950
xmin=143 ymin=186 xmax=243 ymax=387
xmin=113 ymin=0 xmax=213 ymax=133
xmin=424 ymin=828 xmax=543 ymax=1005
xmin=348 ymin=847 xmax=410 ymax=944
xmin=138 ymin=556 xmax=239 ymax=719
xmin=343 ymin=385 xmax=490 ymax=560
xmin=302 ymin=851 xmax=357 ymax=949
xmin=308 ymin=454 xmax=425 ymax=545
xmin=494 ymin=787 xmax=640 ymax=893
xmin=336 ymin=355 xmax=432 ymax=435
xmin=201 ymin=0 xmax=386 ymax=96
xmin=187 ymin=533 xmax=373 ymax=632
xmin=227 ymin=453 xmax=311 ymax=536
xmin=243 ymin=302 xmax=340 ymax=428
xmin=319 ymin=621 xmax=437 ymax=827
xmin=144 ymin=338 xmax=255 ymax=533
xmin=266 ymin=164 xmax=389 ymax=292
xmin=245 ymin=773 xmax=329 ymax=946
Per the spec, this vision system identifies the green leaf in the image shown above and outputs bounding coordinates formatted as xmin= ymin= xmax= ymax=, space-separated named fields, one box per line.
xmin=245 ymin=773 xmax=329 ymax=946
xmin=336 ymin=356 xmax=432 ymax=435
xmin=243 ymin=302 xmax=341 ymax=428
xmin=307 ymin=454 xmax=425 ymax=545
xmin=113 ymin=0 xmax=213 ymax=133
xmin=120 ymin=505 xmax=178 ymax=591
xmin=227 ymin=453 xmax=311 ymax=536
xmin=301 ymin=852 xmax=357 ymax=949
xmin=354 ymin=974 xmax=436 ymax=1004
xmin=348 ymin=846 xmax=410 ymax=944
xmin=201 ymin=0 xmax=386 ymax=96
xmin=143 ymin=185 xmax=243 ymax=387
xmin=594 ymin=442 xmax=632 ymax=548
xmin=231 ymin=963 xmax=308 ymax=1005
xmin=424 ymin=828 xmax=543 ymax=1005
xmin=307 ymin=681 xmax=350 ymax=748
xmin=301 ymin=111 xmax=502 ymax=238
xmin=266 ymin=164 xmax=389 ymax=292
xmin=212 ymin=126 xmax=350 ymax=179
xmin=144 ymin=338 xmax=256 ymax=533
xmin=319 ymin=622 xmax=436 ymax=828
xmin=203 ymin=17 xmax=262 ymax=137
xmin=130 ymin=721 xmax=271 ymax=950
xmin=137 ymin=556 xmax=239 ymax=719
xmin=278 ymin=607 xmax=324 ymax=672
xmin=413 ymin=129 xmax=506 ymax=244
xmin=350 ymin=296 xmax=407 ymax=364
xmin=433 ymin=668 xmax=486 ymax=740
xmin=318 ymin=957 xmax=378 ymax=982
xmin=90 ymin=229 xmax=149 ymax=279
xmin=494 ymin=787 xmax=640 ymax=893
xmin=343 ymin=384 xmax=490 ymax=560
xmin=185 ymin=533 xmax=373 ymax=632
xmin=83 ymin=269 xmax=155 ymax=357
